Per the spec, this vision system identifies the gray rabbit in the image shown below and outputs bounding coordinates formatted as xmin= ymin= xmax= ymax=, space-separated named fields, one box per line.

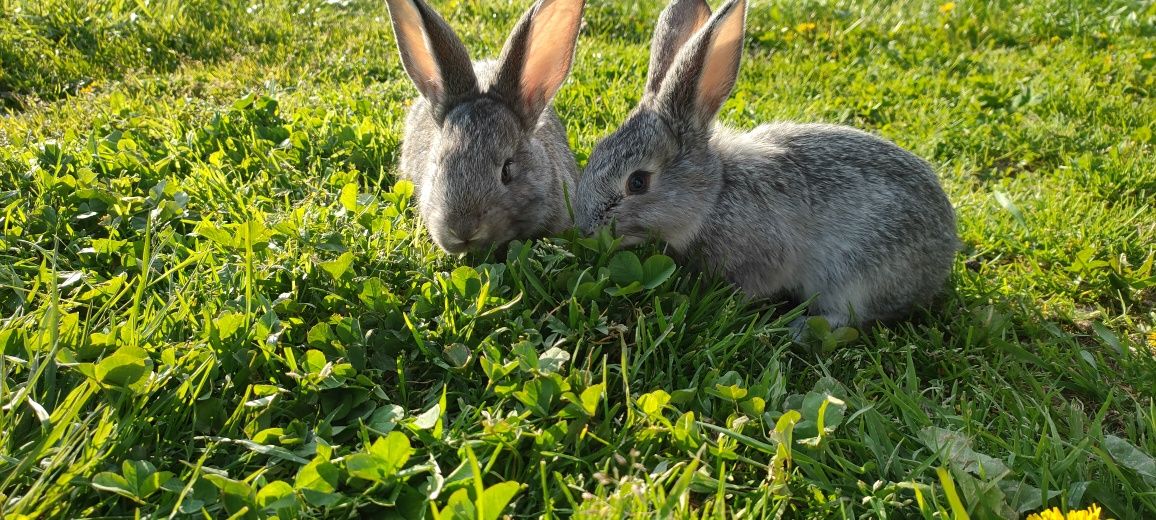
xmin=386 ymin=0 xmax=584 ymax=253
xmin=575 ymin=0 xmax=959 ymax=330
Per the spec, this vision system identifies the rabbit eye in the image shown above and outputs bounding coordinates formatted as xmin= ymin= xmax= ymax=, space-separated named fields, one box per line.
xmin=501 ymin=159 xmax=514 ymax=185
xmin=626 ymin=171 xmax=651 ymax=195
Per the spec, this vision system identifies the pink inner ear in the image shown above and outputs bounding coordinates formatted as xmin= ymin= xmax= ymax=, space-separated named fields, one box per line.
xmin=695 ymin=0 xmax=746 ymax=118
xmin=686 ymin=3 xmax=713 ymax=45
xmin=642 ymin=0 xmax=712 ymax=95
xmin=519 ymin=0 xmax=583 ymax=113
xmin=390 ymin=0 xmax=443 ymax=100
xmin=645 ymin=0 xmax=712 ymax=96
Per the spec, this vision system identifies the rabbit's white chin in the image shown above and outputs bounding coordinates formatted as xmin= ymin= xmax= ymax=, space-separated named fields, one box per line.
xmin=437 ymin=238 xmax=472 ymax=255
xmin=617 ymin=235 xmax=647 ymax=247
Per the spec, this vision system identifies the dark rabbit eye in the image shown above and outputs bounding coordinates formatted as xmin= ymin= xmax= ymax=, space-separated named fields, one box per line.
xmin=626 ymin=170 xmax=650 ymax=195
xmin=501 ymin=159 xmax=514 ymax=185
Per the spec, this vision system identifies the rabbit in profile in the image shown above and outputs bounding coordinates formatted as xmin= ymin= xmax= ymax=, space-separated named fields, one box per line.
xmin=575 ymin=0 xmax=959 ymax=331
xmin=386 ymin=0 xmax=584 ymax=253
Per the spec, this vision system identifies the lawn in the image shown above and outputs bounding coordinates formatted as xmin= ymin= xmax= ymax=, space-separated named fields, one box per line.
xmin=1 ymin=0 xmax=1155 ymax=518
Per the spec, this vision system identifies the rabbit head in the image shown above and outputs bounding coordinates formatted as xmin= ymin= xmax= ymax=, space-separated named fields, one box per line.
xmin=575 ymin=0 xmax=746 ymax=249
xmin=386 ymin=0 xmax=584 ymax=253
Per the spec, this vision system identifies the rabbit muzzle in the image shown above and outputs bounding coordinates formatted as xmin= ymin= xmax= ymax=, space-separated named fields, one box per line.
xmin=434 ymin=212 xmax=498 ymax=253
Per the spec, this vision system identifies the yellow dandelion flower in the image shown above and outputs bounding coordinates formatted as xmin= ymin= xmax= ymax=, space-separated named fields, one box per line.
xmin=939 ymin=2 xmax=956 ymax=14
xmin=1027 ymin=507 xmax=1059 ymax=520
xmin=795 ymin=22 xmax=817 ymax=33
xmin=1026 ymin=504 xmax=1102 ymax=520
xmin=1147 ymin=330 xmax=1156 ymax=349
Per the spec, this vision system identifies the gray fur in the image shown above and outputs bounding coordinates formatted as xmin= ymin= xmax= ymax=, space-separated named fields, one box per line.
xmin=575 ymin=0 xmax=959 ymax=328
xmin=388 ymin=0 xmax=583 ymax=253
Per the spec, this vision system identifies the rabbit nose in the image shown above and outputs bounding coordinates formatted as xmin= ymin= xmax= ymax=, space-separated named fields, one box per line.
xmin=449 ymin=220 xmax=481 ymax=244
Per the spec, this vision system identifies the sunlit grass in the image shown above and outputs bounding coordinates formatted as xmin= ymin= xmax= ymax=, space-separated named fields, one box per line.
xmin=1 ymin=0 xmax=1154 ymax=518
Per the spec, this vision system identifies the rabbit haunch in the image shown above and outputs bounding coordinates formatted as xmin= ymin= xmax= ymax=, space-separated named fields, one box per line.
xmin=386 ymin=0 xmax=584 ymax=253
xmin=575 ymin=0 xmax=958 ymax=329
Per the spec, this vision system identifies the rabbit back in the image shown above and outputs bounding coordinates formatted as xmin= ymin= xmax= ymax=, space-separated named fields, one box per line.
xmin=699 ymin=122 xmax=958 ymax=325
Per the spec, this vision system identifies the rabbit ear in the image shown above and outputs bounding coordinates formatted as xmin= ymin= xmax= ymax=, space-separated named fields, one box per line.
xmin=386 ymin=0 xmax=478 ymax=121
xmin=493 ymin=0 xmax=586 ymax=128
xmin=645 ymin=0 xmax=712 ymax=97
xmin=654 ymin=0 xmax=746 ymax=130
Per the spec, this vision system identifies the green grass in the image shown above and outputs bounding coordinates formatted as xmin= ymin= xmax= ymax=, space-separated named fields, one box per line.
xmin=2 ymin=0 xmax=1155 ymax=517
